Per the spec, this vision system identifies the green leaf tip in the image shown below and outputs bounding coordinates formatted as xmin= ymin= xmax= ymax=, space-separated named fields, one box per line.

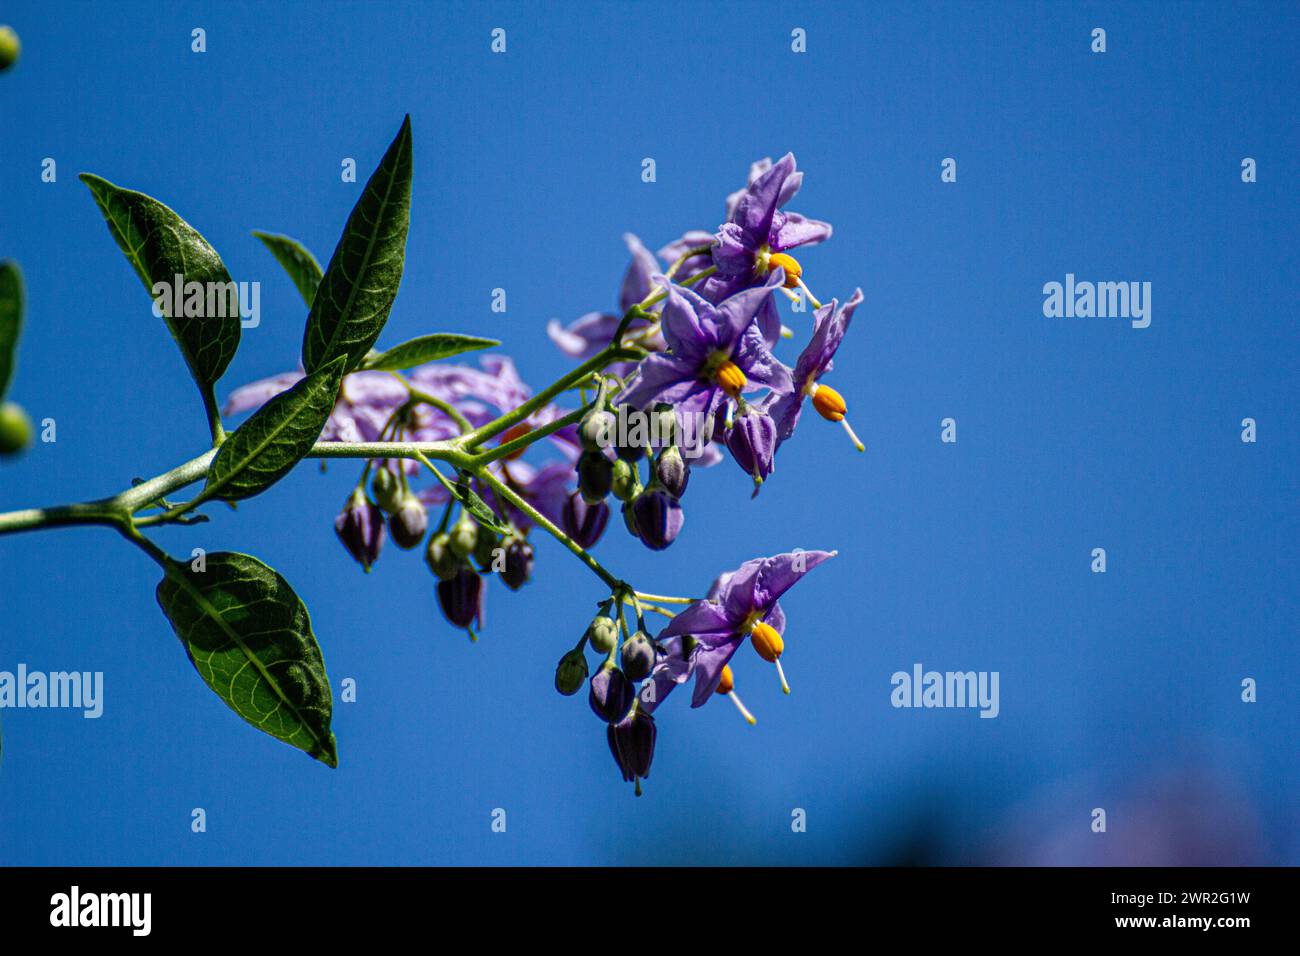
xmin=302 ymin=117 xmax=414 ymax=375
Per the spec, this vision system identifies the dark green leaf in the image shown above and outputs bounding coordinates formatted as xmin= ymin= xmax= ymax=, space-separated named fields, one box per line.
xmin=0 ymin=260 xmax=23 ymax=401
xmin=156 ymin=551 xmax=338 ymax=767
xmin=252 ymin=231 xmax=322 ymax=309
xmin=360 ymin=333 xmax=499 ymax=372
xmin=79 ymin=173 xmax=241 ymax=432
xmin=204 ymin=356 xmax=345 ymax=501
xmin=302 ymin=116 xmax=413 ymax=374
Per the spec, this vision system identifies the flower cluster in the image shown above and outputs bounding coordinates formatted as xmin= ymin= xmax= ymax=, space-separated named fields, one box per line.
xmin=226 ymin=152 xmax=863 ymax=791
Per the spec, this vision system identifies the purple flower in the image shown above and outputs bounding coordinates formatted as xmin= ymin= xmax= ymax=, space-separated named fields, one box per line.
xmin=769 ymin=289 xmax=864 ymax=451
xmin=334 ymin=487 xmax=385 ymax=571
xmin=547 ymin=234 xmax=666 ymax=366
xmin=724 ymin=401 xmax=779 ymax=494
xmin=638 ymin=549 xmax=835 ymax=711
xmin=701 ymin=154 xmax=832 ymax=343
xmin=619 ymin=272 xmax=792 ymax=425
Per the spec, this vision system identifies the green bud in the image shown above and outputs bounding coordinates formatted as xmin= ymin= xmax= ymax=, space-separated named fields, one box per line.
xmin=578 ymin=409 xmax=615 ymax=452
xmin=610 ymin=458 xmax=641 ymax=502
xmin=586 ymin=615 xmax=618 ymax=655
xmin=0 ymin=26 xmax=20 ymax=73
xmin=577 ymin=450 xmax=614 ymax=503
xmin=652 ymin=404 xmax=677 ymax=446
xmin=424 ymin=531 xmax=461 ymax=581
xmin=472 ymin=524 xmax=501 ymax=570
xmin=554 ymin=647 xmax=589 ymax=696
xmin=370 ymin=466 xmax=403 ymax=513
xmin=0 ymin=401 xmax=32 ymax=455
xmin=448 ymin=515 xmax=478 ymax=559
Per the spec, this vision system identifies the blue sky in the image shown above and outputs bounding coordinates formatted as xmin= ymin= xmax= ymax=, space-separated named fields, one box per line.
xmin=0 ymin=1 xmax=1296 ymax=865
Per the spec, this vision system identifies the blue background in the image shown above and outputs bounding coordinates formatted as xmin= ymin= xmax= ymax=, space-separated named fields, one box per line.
xmin=0 ymin=1 xmax=1296 ymax=865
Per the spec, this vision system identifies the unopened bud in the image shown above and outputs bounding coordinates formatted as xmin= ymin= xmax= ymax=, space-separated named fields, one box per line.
xmin=586 ymin=615 xmax=619 ymax=655
xmin=436 ymin=565 xmax=484 ymax=630
xmin=562 ymin=491 xmax=609 ymax=548
xmin=653 ymin=445 xmax=689 ymax=499
xmin=0 ymin=26 xmax=20 ymax=73
xmin=424 ymin=531 xmax=461 ymax=581
xmin=589 ymin=664 xmax=634 ymax=723
xmin=500 ymin=536 xmax=534 ymax=590
xmin=610 ymin=458 xmax=641 ymax=502
xmin=630 ymin=487 xmax=684 ymax=551
xmin=334 ymin=487 xmax=385 ymax=572
xmin=579 ymin=408 xmax=616 ymax=451
xmin=472 ymin=525 xmax=501 ymax=570
xmin=0 ymin=401 xmax=32 ymax=455
xmin=577 ymin=450 xmax=615 ymax=503
xmin=448 ymin=514 xmax=478 ymax=559
xmin=388 ymin=492 xmax=428 ymax=550
xmin=555 ymin=646 xmax=589 ymax=696
xmin=607 ymin=710 xmax=656 ymax=785
xmin=620 ymin=630 xmax=655 ymax=681
xmin=370 ymin=466 xmax=403 ymax=514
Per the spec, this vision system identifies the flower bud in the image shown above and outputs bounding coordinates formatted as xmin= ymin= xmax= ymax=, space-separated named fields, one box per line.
xmin=651 ymin=404 xmax=677 ymax=447
xmin=370 ymin=465 xmax=403 ymax=513
xmin=334 ymin=487 xmax=384 ymax=572
xmin=586 ymin=615 xmax=618 ymax=655
xmin=588 ymin=664 xmax=634 ymax=723
xmin=0 ymin=26 xmax=20 ymax=73
xmin=578 ymin=408 xmax=616 ymax=451
xmin=613 ymin=405 xmax=645 ymax=461
xmin=610 ymin=458 xmax=641 ymax=502
xmin=725 ymin=404 xmax=778 ymax=491
xmin=448 ymin=514 xmax=478 ymax=559
xmin=561 ymin=491 xmax=609 ymax=549
xmin=437 ymin=565 xmax=484 ymax=630
xmin=577 ymin=450 xmax=614 ymax=504
xmin=620 ymin=630 xmax=655 ymax=681
xmin=621 ymin=499 xmax=641 ymax=541
xmin=472 ymin=525 xmax=501 ymax=571
xmin=0 ymin=401 xmax=32 ymax=455
xmin=555 ymin=646 xmax=589 ymax=696
xmin=630 ymin=487 xmax=684 ymax=551
xmin=606 ymin=710 xmax=657 ymax=784
xmin=500 ymin=536 xmax=534 ymax=590
xmin=388 ymin=492 xmax=428 ymax=550
xmin=424 ymin=531 xmax=461 ymax=581
xmin=653 ymin=445 xmax=689 ymax=499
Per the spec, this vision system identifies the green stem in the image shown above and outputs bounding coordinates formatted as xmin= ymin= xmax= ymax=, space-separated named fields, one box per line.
xmin=459 ymin=344 xmax=642 ymax=451
xmin=472 ymin=406 xmax=586 ymax=467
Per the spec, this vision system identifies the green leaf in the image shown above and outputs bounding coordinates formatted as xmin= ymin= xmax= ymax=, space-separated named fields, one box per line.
xmin=79 ymin=173 xmax=241 ymax=434
xmin=302 ymin=116 xmax=413 ymax=374
xmin=204 ymin=356 xmax=345 ymax=501
xmin=252 ymin=231 xmax=323 ymax=309
xmin=156 ymin=551 xmax=338 ymax=767
xmin=360 ymin=333 xmax=498 ymax=372
xmin=0 ymin=260 xmax=23 ymax=401
xmin=457 ymin=481 xmax=511 ymax=536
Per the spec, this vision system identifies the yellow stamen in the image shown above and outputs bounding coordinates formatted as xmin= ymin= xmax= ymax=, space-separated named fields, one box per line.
xmin=810 ymin=383 xmax=846 ymax=422
xmin=716 ymin=664 xmax=757 ymax=724
xmin=795 ymin=276 xmax=823 ymax=309
xmin=767 ymin=252 xmax=802 ymax=288
xmin=750 ymin=621 xmax=784 ymax=663
xmin=714 ymin=359 xmax=746 ymax=397
xmin=810 ymin=383 xmax=865 ymax=452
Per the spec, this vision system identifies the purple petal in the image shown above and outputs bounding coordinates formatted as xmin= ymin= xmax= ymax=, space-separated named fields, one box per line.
xmin=773 ymin=212 xmax=832 ymax=250
xmin=222 ymin=370 xmax=303 ymax=416
xmin=731 ymin=153 xmax=796 ymax=241
xmin=658 ymin=600 xmax=740 ymax=641
xmin=619 ymin=233 xmax=659 ymax=312
xmin=618 ymin=354 xmax=698 ymax=410
xmin=751 ymin=550 xmax=837 ymax=611
xmin=689 ymin=640 xmax=743 ymax=708
xmin=734 ymin=324 xmax=794 ymax=395
xmin=713 ymin=270 xmax=783 ymax=351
